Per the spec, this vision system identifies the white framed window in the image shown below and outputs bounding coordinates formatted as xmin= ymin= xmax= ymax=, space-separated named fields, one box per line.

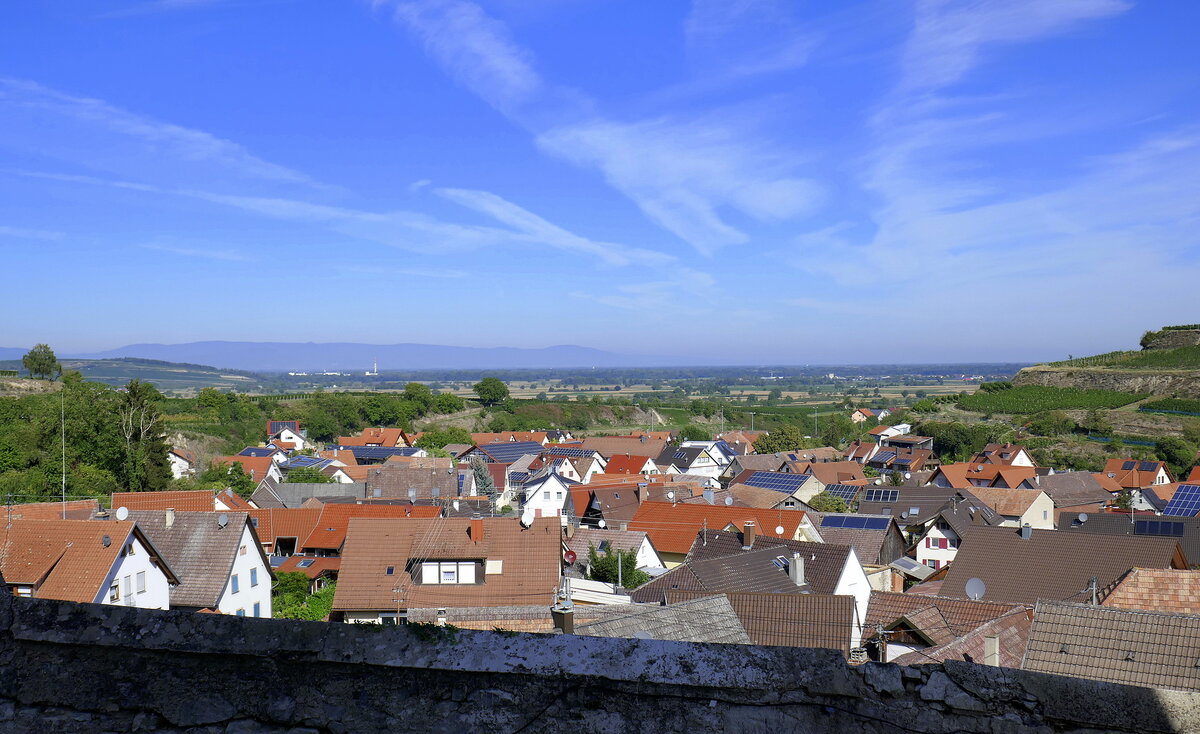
xmin=239 ymin=545 xmax=247 ymax=556
xmin=543 ymin=491 xmax=550 ymax=500
xmin=109 ymin=584 xmax=120 ymax=602
xmin=123 ymin=575 xmax=132 ymax=598
xmin=441 ymin=565 xmax=457 ymax=584
xmin=136 ymin=571 xmax=146 ymax=594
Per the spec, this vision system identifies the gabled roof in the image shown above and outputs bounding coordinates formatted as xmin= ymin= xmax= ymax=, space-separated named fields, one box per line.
xmin=169 ymin=448 xmax=197 ymax=464
xmin=247 ymin=508 xmax=323 ymax=548
xmin=126 ymin=510 xmax=271 ymax=609
xmin=959 ymin=487 xmax=1044 ymax=517
xmin=969 ymin=443 xmax=1032 ymax=466
xmin=1059 ymin=512 xmax=1200 ymax=565
xmin=809 ymin=513 xmax=903 ymax=565
xmin=2 ymin=500 xmax=98 ymax=521
xmin=892 ymin=606 xmax=1032 ymax=667
xmin=300 ymin=503 xmax=443 ymax=552
xmin=215 ymin=455 xmax=278 ymax=482
xmin=930 ymin=463 xmax=1037 ymax=490
xmin=856 ymin=487 xmax=957 ymax=525
xmin=1032 ymin=472 xmax=1114 ymax=507
xmin=664 ymin=590 xmax=855 ymax=654
xmin=1022 ymin=600 xmax=1200 ymax=693
xmin=654 ymin=446 xmax=707 ymax=470
xmin=627 ymin=502 xmax=809 ymax=555
xmin=603 ymin=454 xmax=655 ymax=475
xmin=336 ymin=427 xmax=410 ymax=447
xmin=940 ymin=526 xmax=1187 ymax=605
xmin=215 ymin=489 xmax=254 ymax=511
xmin=331 ymin=517 xmax=561 ymax=611
xmin=1102 ymin=458 xmax=1173 ymax=489
xmin=725 ymin=483 xmax=791 ymax=509
xmin=237 ymin=446 xmax=281 ymax=458
xmin=111 ymin=489 xmax=215 ymax=512
xmin=267 ymin=420 xmax=300 ymax=437
xmin=1102 ymin=568 xmax=1200 ymax=614
xmin=726 ymin=454 xmax=787 ymax=474
xmin=579 ymin=436 xmax=670 ymax=459
xmin=275 ymin=555 xmax=340 ymax=579
xmin=471 ymin=442 xmax=546 ymax=464
xmin=788 ymin=461 xmax=868 ymax=487
xmin=565 ymin=527 xmax=652 ymax=558
xmin=362 ymin=462 xmax=458 ymax=500
xmin=251 ymin=482 xmax=366 ymax=509
xmin=0 ymin=519 xmax=178 ymax=602
xmin=865 ymin=591 xmax=1024 ymax=643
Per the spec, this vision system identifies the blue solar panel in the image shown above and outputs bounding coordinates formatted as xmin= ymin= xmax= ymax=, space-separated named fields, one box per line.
xmin=742 ymin=471 xmax=809 ymax=494
xmin=1139 ymin=461 xmax=1159 ymax=473
xmin=477 ymin=442 xmax=546 ymax=463
xmin=1122 ymin=460 xmax=1137 ymax=470
xmin=823 ymin=484 xmax=861 ymax=503
xmin=821 ymin=515 xmax=892 ymax=530
xmin=821 ymin=516 xmax=847 ymax=528
xmin=239 ymin=447 xmax=276 ymax=457
xmin=268 ymin=421 xmax=298 ymax=435
xmin=1134 ymin=519 xmax=1185 ymax=537
xmin=285 ymin=456 xmax=327 ymax=468
xmin=325 ymin=446 xmax=421 ymax=460
xmin=1163 ymin=485 xmax=1200 ymax=517
xmin=544 ymin=446 xmax=598 ymax=458
xmin=457 ymin=473 xmax=466 ymax=491
xmin=871 ymin=451 xmax=896 ymax=464
xmin=864 ymin=489 xmax=899 ymax=503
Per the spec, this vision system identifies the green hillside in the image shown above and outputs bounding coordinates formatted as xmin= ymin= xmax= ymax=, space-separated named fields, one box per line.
xmin=1044 ymin=345 xmax=1200 ymax=370
xmin=0 ymin=358 xmax=266 ymax=394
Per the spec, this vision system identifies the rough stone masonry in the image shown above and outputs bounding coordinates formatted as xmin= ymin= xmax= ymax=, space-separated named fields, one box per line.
xmin=1 ymin=592 xmax=1199 ymax=733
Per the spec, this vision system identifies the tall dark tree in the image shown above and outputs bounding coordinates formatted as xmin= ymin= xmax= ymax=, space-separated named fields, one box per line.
xmin=117 ymin=379 xmax=171 ymax=492
xmin=473 ymin=377 xmax=510 ymax=406
xmin=22 ymin=343 xmax=59 ymax=379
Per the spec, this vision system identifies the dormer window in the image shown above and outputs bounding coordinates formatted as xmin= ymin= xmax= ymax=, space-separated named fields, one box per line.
xmin=419 ymin=561 xmax=478 ymax=584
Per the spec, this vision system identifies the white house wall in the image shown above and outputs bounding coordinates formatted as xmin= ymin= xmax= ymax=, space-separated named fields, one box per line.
xmin=832 ymin=548 xmax=871 ymax=649
xmin=96 ymin=531 xmax=171 ymax=611
xmin=215 ymin=523 xmax=273 ymax=618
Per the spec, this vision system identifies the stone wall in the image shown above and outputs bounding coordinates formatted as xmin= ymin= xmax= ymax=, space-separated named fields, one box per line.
xmin=1014 ymin=364 xmax=1200 ymax=398
xmin=1 ymin=592 xmax=1199 ymax=733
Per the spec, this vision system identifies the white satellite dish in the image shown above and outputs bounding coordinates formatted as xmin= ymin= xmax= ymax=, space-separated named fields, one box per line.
xmin=114 ymin=506 xmax=129 ymax=521
xmin=965 ymin=578 xmax=986 ymax=601
xmin=774 ymin=525 xmax=785 ymax=535
xmin=598 ymin=519 xmax=607 ymax=528
xmin=217 ymin=513 xmax=229 ymax=528
xmin=1078 ymin=513 xmax=1089 ymax=523
xmin=724 ymin=496 xmax=734 ymax=506
xmin=520 ymin=507 xmax=535 ymax=528
xmin=874 ymin=478 xmax=883 ymax=485
xmin=903 ymin=472 xmax=912 ymax=480
xmin=666 ymin=491 xmax=675 ymax=501
xmin=452 ymin=500 xmax=460 ymax=512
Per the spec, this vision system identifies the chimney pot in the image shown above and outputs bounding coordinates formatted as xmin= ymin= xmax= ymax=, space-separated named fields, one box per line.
xmin=1020 ymin=523 xmax=1032 ymax=540
xmin=742 ymin=521 xmax=756 ymax=550
xmin=789 ymin=551 xmax=805 ymax=587
xmin=165 ymin=508 xmax=175 ymax=528
xmin=470 ymin=514 xmax=484 ymax=542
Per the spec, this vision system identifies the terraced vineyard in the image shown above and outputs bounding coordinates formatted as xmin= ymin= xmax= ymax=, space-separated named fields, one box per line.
xmin=1045 ymin=346 xmax=1200 ymax=369
xmin=958 ymin=385 xmax=1148 ymax=413
xmin=1140 ymin=397 xmax=1200 ymax=415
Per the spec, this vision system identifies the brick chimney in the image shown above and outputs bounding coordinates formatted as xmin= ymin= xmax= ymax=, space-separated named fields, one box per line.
xmin=742 ymin=521 xmax=756 ymax=550
xmin=471 ymin=514 xmax=484 ymax=542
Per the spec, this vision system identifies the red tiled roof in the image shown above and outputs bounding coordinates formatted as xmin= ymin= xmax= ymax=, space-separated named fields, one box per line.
xmin=2 ymin=500 xmax=98 ymax=521
xmin=111 ymin=490 xmax=215 ymax=512
xmin=336 ymin=427 xmax=409 ymax=447
xmin=276 ymin=556 xmax=341 ymax=579
xmin=0 ymin=520 xmax=157 ymax=603
xmin=301 ymin=503 xmax=442 ymax=551
xmin=1102 ymin=458 xmax=1172 ymax=490
xmin=214 ymin=455 xmax=277 ymax=482
xmin=602 ymin=454 xmax=654 ymax=475
xmin=247 ymin=508 xmax=322 ymax=550
xmin=627 ymin=502 xmax=808 ymax=555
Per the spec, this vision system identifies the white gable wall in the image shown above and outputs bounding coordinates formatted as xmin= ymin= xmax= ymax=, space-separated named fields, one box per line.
xmin=215 ymin=522 xmax=273 ymax=618
xmin=96 ymin=531 xmax=171 ymax=610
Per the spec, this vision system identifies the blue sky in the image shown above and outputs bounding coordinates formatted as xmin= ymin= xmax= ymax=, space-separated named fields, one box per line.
xmin=1 ymin=0 xmax=1198 ymax=364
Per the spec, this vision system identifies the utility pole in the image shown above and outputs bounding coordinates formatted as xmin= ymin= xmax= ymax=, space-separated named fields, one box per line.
xmin=616 ymin=549 xmax=623 ymax=592
xmin=61 ymin=388 xmax=67 ymax=520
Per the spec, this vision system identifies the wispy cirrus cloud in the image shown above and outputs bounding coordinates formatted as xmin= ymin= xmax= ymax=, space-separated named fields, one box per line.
xmin=140 ymin=242 xmax=251 ymax=262
xmin=684 ymin=0 xmax=818 ymax=81
xmin=0 ymin=225 xmax=63 ymax=241
xmin=571 ymin=269 xmax=716 ymax=311
xmin=0 ymin=78 xmax=320 ymax=189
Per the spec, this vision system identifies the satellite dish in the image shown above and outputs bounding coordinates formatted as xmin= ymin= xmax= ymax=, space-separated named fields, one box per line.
xmin=217 ymin=513 xmax=229 ymax=528
xmin=452 ymin=500 xmax=460 ymax=512
xmin=563 ymin=550 xmax=577 ymax=565
xmin=598 ymin=519 xmax=607 ymax=528
xmin=874 ymin=478 xmax=883 ymax=486
xmin=101 ymin=535 xmax=111 ymax=547
xmin=724 ymin=496 xmax=734 ymax=506
xmin=900 ymin=512 xmax=908 ymax=519
xmin=666 ymin=491 xmax=675 ymax=500
xmin=904 ymin=472 xmax=912 ymax=480
xmin=520 ymin=508 xmax=535 ymax=528
xmin=114 ymin=506 xmax=129 ymax=521
xmin=1078 ymin=513 xmax=1089 ymax=523
xmin=774 ymin=525 xmax=785 ymax=535
xmin=965 ymin=578 xmax=986 ymax=601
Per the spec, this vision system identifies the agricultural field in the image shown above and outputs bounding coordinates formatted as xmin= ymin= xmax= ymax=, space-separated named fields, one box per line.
xmin=958 ymin=385 xmax=1148 ymax=413
xmin=1140 ymin=398 xmax=1200 ymax=415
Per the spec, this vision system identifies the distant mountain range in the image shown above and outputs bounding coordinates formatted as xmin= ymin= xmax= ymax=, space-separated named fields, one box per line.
xmin=31 ymin=341 xmax=661 ymax=372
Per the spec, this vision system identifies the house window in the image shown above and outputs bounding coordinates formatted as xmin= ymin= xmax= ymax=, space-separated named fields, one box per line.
xmin=109 ymin=584 xmax=120 ymax=602
xmin=251 ymin=518 xmax=259 ymax=528
xmin=385 ymin=566 xmax=395 ymax=575
xmin=240 ymin=545 xmax=247 ymax=556
xmin=420 ymin=561 xmax=478 ymax=584
xmin=253 ymin=602 xmax=261 ymax=617
xmin=442 ymin=566 xmax=457 ymax=583
xmin=136 ymin=571 xmax=146 ymax=594
xmin=125 ymin=543 xmax=135 ymax=556
xmin=556 ymin=491 xmax=563 ymax=500
xmin=231 ymin=574 xmax=240 ymax=594
xmin=236 ymin=609 xmax=246 ymax=617
xmin=250 ymin=568 xmax=259 ymax=587
xmin=543 ymin=491 xmax=550 ymax=500
xmin=380 ymin=613 xmax=398 ymax=626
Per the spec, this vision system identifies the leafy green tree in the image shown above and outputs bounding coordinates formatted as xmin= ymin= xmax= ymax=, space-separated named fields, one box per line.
xmin=273 ymin=572 xmax=337 ymax=620
xmin=678 ymin=424 xmax=710 ymax=441
xmin=200 ymin=461 xmax=258 ymax=497
xmin=1084 ymin=408 xmax=1113 ymax=437
xmin=1183 ymin=419 xmax=1200 ymax=447
xmin=767 ymin=388 xmax=783 ymax=404
xmin=22 ymin=343 xmax=59 ymax=379
xmin=753 ymin=424 xmax=806 ymax=454
xmin=117 ymin=379 xmax=171 ymax=492
xmin=1155 ymin=437 xmax=1197 ymax=478
xmin=587 ymin=544 xmax=649 ymax=589
xmin=415 ymin=426 xmax=473 ymax=450
xmin=473 ymin=377 xmax=510 ymax=406
xmin=807 ymin=492 xmax=849 ymax=513
xmin=432 ymin=392 xmax=465 ymax=414
xmin=285 ymin=466 xmax=335 ymax=484
xmin=403 ymin=382 xmax=434 ymax=409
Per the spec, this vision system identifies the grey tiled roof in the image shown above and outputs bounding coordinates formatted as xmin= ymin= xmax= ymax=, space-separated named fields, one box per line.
xmin=1033 ymin=472 xmax=1113 ymax=507
xmin=666 ymin=590 xmax=854 ymax=654
xmin=251 ymin=481 xmax=366 ymax=509
xmin=1022 ymin=600 xmax=1200 ymax=693
xmin=127 ymin=510 xmax=265 ymax=609
xmin=575 ymin=595 xmax=751 ymax=645
xmin=1059 ymin=513 xmax=1200 ymax=567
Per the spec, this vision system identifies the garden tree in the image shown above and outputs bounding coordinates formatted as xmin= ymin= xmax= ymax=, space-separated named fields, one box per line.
xmin=469 ymin=455 xmax=494 ymax=494
xmin=1114 ymin=490 xmax=1133 ymax=510
xmin=117 ymin=379 xmax=171 ymax=492
xmin=433 ymin=392 xmax=466 ymax=414
xmin=198 ymin=461 xmax=257 ymax=498
xmin=752 ymin=424 xmax=806 ymax=454
xmin=21 ymin=343 xmax=59 ymax=380
xmin=473 ymin=377 xmax=510 ymax=406
xmin=586 ymin=544 xmax=649 ymax=589
xmin=536 ymin=392 xmax=548 ymax=401
xmin=285 ymin=466 xmax=335 ymax=484
xmin=678 ymin=424 xmax=711 ymax=441
xmin=1083 ymin=408 xmax=1113 ymax=437
xmin=807 ymin=492 xmax=849 ymax=513
xmin=1027 ymin=411 xmax=1076 ymax=436
xmin=414 ymin=426 xmax=473 ymax=451
xmin=888 ymin=470 xmax=905 ymax=486
xmin=272 ymin=571 xmax=337 ymax=620
xmin=1155 ymin=437 xmax=1197 ymax=478
xmin=197 ymin=387 xmax=227 ymax=411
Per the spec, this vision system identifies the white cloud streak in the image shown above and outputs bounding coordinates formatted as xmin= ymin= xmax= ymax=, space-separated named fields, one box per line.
xmin=0 ymin=225 xmax=63 ymax=241
xmin=140 ymin=243 xmax=251 ymax=262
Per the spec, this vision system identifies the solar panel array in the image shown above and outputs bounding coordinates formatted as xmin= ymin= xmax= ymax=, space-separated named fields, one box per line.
xmin=285 ymin=456 xmax=328 ymax=468
xmin=478 ymin=441 xmax=547 ymax=463
xmin=1139 ymin=461 xmax=1160 ymax=472
xmin=544 ymin=446 xmax=598 ymax=458
xmin=823 ymin=484 xmax=861 ymax=503
xmin=1164 ymin=485 xmax=1200 ymax=517
xmin=863 ymin=488 xmax=899 ymax=503
xmin=1134 ymin=519 xmax=1186 ymax=537
xmin=325 ymin=446 xmax=422 ymax=461
xmin=821 ymin=515 xmax=891 ymax=530
xmin=741 ymin=471 xmax=809 ymax=494
xmin=268 ymin=420 xmax=298 ymax=435
xmin=1122 ymin=460 xmax=1137 ymax=470
xmin=239 ymin=447 xmax=276 ymax=457
xmin=871 ymin=451 xmax=897 ymax=464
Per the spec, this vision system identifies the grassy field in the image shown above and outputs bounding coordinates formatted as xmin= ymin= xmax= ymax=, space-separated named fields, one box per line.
xmin=1140 ymin=398 xmax=1200 ymax=415
xmin=958 ymin=385 xmax=1148 ymax=413
xmin=1045 ymin=346 xmax=1200 ymax=370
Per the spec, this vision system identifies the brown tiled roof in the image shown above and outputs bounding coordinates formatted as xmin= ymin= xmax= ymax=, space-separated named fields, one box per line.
xmin=126 ymin=510 xmax=269 ymax=609
xmin=959 ymin=487 xmax=1042 ymax=517
xmin=969 ymin=443 xmax=1032 ymax=466
xmin=111 ymin=490 xmax=215 ymax=512
xmin=2 ymin=500 xmax=98 ymax=521
xmin=336 ymin=427 xmax=409 ymax=447
xmin=214 ymin=455 xmax=277 ymax=482
xmin=892 ymin=606 xmax=1032 ymax=667
xmin=603 ymin=454 xmax=655 ymax=475
xmin=726 ymin=455 xmax=787 ymax=474
xmin=725 ymin=483 xmax=789 ymax=509
xmin=566 ymin=527 xmax=650 ymax=558
xmin=808 ymin=513 xmax=903 ymax=565
xmin=300 ymin=503 xmax=442 ymax=552
xmin=331 ymin=517 xmax=561 ymax=612
xmin=788 ymin=461 xmax=867 ymax=486
xmin=857 ymin=487 xmax=958 ymax=525
xmin=0 ymin=519 xmax=176 ymax=602
xmin=363 ymin=463 xmax=458 ymax=500
xmin=470 ymin=431 xmax=548 ymax=445
xmin=931 ymin=463 xmax=1037 ymax=490
xmin=666 ymin=590 xmax=854 ymax=654
xmin=580 ymin=437 xmax=669 ymax=459
xmin=1101 ymin=568 xmax=1200 ymax=614
xmin=1059 ymin=512 xmax=1200 ymax=566
xmin=627 ymin=502 xmax=809 ymax=555
xmin=1102 ymin=458 xmax=1172 ymax=489
xmin=1033 ymin=472 xmax=1113 ymax=507
xmin=940 ymin=526 xmax=1187 ymax=605
xmin=865 ymin=591 xmax=1023 ymax=643
xmin=246 ymin=508 xmax=322 ymax=550
xmin=1022 ymin=600 xmax=1200 ymax=693
xmin=215 ymin=489 xmax=254 ymax=510
xmin=276 ymin=556 xmax=341 ymax=579
xmin=251 ymin=482 xmax=364 ymax=509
